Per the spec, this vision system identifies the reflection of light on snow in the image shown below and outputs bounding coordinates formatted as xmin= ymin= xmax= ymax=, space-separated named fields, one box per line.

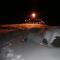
xmin=6 ymin=53 xmax=14 ymax=58
xmin=6 ymin=52 xmax=24 ymax=60
xmin=40 ymin=43 xmax=44 ymax=46
xmin=16 ymin=55 xmax=22 ymax=59
xmin=1 ymin=47 xmax=24 ymax=60
xmin=10 ymin=54 xmax=24 ymax=60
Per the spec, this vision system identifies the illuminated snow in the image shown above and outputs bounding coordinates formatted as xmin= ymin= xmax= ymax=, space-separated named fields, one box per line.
xmin=0 ymin=26 xmax=60 ymax=60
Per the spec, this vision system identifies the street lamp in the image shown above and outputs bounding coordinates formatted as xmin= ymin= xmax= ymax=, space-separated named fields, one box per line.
xmin=31 ymin=13 xmax=37 ymax=19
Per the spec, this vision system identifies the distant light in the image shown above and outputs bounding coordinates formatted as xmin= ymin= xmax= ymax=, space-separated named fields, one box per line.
xmin=31 ymin=13 xmax=36 ymax=18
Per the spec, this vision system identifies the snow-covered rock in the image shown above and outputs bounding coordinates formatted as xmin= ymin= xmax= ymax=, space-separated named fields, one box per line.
xmin=44 ymin=27 xmax=60 ymax=47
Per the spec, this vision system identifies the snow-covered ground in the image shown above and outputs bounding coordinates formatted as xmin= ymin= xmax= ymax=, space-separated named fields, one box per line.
xmin=0 ymin=27 xmax=60 ymax=60
xmin=0 ymin=42 xmax=60 ymax=60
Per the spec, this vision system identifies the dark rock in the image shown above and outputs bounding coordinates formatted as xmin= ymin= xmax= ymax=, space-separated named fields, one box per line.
xmin=42 ymin=38 xmax=48 ymax=45
xmin=24 ymin=37 xmax=28 ymax=43
xmin=51 ymin=36 xmax=60 ymax=47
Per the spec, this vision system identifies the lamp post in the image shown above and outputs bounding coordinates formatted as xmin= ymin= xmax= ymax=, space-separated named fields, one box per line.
xmin=25 ymin=12 xmax=45 ymax=24
xmin=31 ymin=13 xmax=36 ymax=23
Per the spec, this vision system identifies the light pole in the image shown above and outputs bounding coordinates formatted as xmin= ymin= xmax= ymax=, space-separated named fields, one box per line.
xmin=31 ymin=13 xmax=37 ymax=23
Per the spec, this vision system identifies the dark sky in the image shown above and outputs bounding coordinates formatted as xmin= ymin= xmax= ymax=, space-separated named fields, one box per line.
xmin=0 ymin=0 xmax=48 ymax=24
xmin=0 ymin=0 xmax=60 ymax=25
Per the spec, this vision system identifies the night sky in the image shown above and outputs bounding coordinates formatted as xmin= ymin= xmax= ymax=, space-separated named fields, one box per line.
xmin=0 ymin=0 xmax=60 ymax=25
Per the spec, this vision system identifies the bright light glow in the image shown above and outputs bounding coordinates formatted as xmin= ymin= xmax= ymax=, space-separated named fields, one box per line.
xmin=32 ymin=13 xmax=36 ymax=18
